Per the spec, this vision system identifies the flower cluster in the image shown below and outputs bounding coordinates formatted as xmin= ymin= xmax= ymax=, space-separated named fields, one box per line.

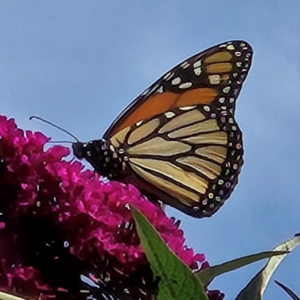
xmin=0 ymin=115 xmax=223 ymax=299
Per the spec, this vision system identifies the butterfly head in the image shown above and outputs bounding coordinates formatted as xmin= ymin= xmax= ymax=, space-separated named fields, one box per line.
xmin=72 ymin=139 xmax=124 ymax=179
xmin=72 ymin=141 xmax=86 ymax=160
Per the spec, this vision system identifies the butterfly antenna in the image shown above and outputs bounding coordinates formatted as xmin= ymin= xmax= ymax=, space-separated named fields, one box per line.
xmin=29 ymin=116 xmax=79 ymax=142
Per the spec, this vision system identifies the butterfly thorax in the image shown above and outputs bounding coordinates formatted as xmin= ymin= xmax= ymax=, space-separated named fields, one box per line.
xmin=72 ymin=140 xmax=126 ymax=179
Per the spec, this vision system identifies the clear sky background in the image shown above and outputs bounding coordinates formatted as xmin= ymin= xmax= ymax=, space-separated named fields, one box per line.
xmin=1 ymin=1 xmax=300 ymax=299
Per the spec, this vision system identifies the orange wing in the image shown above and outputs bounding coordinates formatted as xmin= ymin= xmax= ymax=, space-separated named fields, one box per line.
xmin=103 ymin=40 xmax=253 ymax=139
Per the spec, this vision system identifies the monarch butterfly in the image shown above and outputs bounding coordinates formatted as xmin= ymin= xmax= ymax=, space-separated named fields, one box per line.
xmin=73 ymin=40 xmax=253 ymax=218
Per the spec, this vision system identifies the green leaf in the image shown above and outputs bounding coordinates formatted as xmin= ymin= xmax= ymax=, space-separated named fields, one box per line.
xmin=235 ymin=234 xmax=300 ymax=300
xmin=0 ymin=292 xmax=27 ymax=300
xmin=197 ymin=251 xmax=287 ymax=285
xmin=274 ymin=280 xmax=300 ymax=300
xmin=131 ymin=206 xmax=208 ymax=300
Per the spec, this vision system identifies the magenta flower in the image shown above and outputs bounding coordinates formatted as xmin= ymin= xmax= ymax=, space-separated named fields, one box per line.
xmin=0 ymin=115 xmax=221 ymax=299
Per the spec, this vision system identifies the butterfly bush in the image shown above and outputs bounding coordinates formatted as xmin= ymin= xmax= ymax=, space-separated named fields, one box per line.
xmin=0 ymin=115 xmax=224 ymax=299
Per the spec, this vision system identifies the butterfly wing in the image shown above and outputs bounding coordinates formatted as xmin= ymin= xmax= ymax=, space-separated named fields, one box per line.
xmin=103 ymin=40 xmax=252 ymax=139
xmin=109 ymin=104 xmax=243 ymax=217
xmin=99 ymin=40 xmax=253 ymax=217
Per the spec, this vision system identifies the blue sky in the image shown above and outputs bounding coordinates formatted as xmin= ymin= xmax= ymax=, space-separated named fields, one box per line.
xmin=1 ymin=1 xmax=300 ymax=298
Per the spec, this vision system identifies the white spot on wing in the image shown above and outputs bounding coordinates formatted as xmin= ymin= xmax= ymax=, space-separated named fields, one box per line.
xmin=223 ymin=86 xmax=231 ymax=93
xmin=141 ymin=88 xmax=149 ymax=96
xmin=136 ymin=120 xmax=143 ymax=126
xmin=194 ymin=67 xmax=201 ymax=76
xmin=181 ymin=61 xmax=190 ymax=69
xmin=157 ymin=86 xmax=163 ymax=93
xmin=171 ymin=77 xmax=181 ymax=85
xmin=209 ymin=74 xmax=221 ymax=85
xmin=146 ymin=83 xmax=159 ymax=96
xmin=179 ymin=82 xmax=192 ymax=89
xmin=193 ymin=60 xmax=201 ymax=68
xmin=165 ymin=111 xmax=176 ymax=118
xmin=164 ymin=72 xmax=174 ymax=80
xmin=179 ymin=106 xmax=196 ymax=110
xmin=227 ymin=45 xmax=235 ymax=50
xmin=164 ymin=72 xmax=170 ymax=79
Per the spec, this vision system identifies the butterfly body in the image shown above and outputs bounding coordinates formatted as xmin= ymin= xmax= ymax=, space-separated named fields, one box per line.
xmin=72 ymin=140 xmax=125 ymax=179
xmin=73 ymin=40 xmax=253 ymax=218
